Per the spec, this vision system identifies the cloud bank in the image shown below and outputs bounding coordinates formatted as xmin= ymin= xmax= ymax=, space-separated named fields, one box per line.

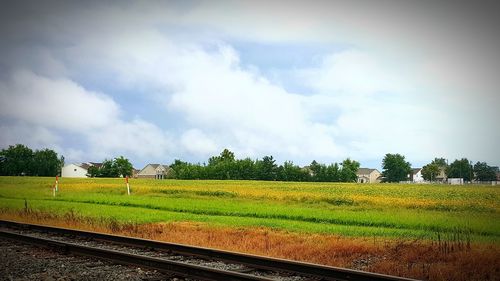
xmin=0 ymin=1 xmax=498 ymax=168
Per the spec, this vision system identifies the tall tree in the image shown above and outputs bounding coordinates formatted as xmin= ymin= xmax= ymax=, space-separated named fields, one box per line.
xmin=381 ymin=153 xmax=411 ymax=182
xmin=32 ymin=149 xmax=61 ymax=176
xmin=446 ymin=158 xmax=473 ymax=181
xmin=325 ymin=163 xmax=340 ymax=182
xmin=256 ymin=155 xmax=278 ymax=180
xmin=207 ymin=149 xmax=236 ymax=179
xmin=87 ymin=165 xmax=100 ymax=178
xmin=309 ymin=160 xmax=324 ymax=181
xmin=97 ymin=159 xmax=119 ymax=178
xmin=114 ymin=156 xmax=133 ymax=177
xmin=431 ymin=158 xmax=447 ymax=167
xmin=0 ymin=144 xmax=34 ymax=176
xmin=278 ymin=161 xmax=305 ymax=182
xmin=339 ymin=158 xmax=360 ymax=182
xmin=235 ymin=158 xmax=255 ymax=180
xmin=421 ymin=163 xmax=440 ymax=181
xmin=473 ymin=162 xmax=497 ymax=181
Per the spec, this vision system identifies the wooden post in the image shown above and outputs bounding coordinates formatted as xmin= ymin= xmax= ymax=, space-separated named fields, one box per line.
xmin=55 ymin=176 xmax=59 ymax=192
xmin=126 ymin=176 xmax=130 ymax=195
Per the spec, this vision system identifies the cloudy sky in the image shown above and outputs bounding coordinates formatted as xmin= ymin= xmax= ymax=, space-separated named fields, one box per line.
xmin=1 ymin=0 xmax=499 ymax=169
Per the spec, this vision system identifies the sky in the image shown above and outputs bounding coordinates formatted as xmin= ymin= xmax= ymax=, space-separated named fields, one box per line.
xmin=0 ymin=0 xmax=499 ymax=170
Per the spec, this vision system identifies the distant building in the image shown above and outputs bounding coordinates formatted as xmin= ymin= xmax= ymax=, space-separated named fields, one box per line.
xmin=132 ymin=168 xmax=140 ymax=178
xmin=410 ymin=168 xmax=424 ymax=183
xmin=436 ymin=167 xmax=447 ymax=182
xmin=356 ymin=168 xmax=382 ymax=183
xmin=137 ymin=164 xmax=172 ymax=179
xmin=61 ymin=162 xmax=102 ymax=178
xmin=448 ymin=178 xmax=464 ymax=185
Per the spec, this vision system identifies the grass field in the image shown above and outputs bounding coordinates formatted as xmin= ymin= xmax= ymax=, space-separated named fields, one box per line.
xmin=0 ymin=176 xmax=498 ymax=242
xmin=1 ymin=177 xmax=499 ymax=280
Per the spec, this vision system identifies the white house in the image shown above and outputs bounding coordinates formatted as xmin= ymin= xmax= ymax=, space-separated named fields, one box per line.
xmin=410 ymin=168 xmax=424 ymax=183
xmin=137 ymin=164 xmax=172 ymax=179
xmin=61 ymin=162 xmax=101 ymax=178
xmin=62 ymin=163 xmax=89 ymax=178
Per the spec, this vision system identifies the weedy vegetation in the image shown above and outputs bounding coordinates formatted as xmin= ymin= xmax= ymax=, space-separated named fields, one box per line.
xmin=0 ymin=177 xmax=498 ymax=280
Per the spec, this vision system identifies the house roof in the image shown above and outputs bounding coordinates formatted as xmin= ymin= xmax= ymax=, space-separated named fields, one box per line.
xmin=79 ymin=163 xmax=90 ymax=170
xmin=357 ymin=168 xmax=379 ymax=175
xmin=138 ymin=164 xmax=170 ymax=175
xmin=75 ymin=162 xmax=102 ymax=170
xmin=88 ymin=162 xmax=103 ymax=168
xmin=411 ymin=168 xmax=422 ymax=174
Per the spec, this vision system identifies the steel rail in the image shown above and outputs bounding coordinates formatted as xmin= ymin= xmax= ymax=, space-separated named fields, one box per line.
xmin=0 ymin=229 xmax=273 ymax=281
xmin=0 ymin=219 xmax=420 ymax=281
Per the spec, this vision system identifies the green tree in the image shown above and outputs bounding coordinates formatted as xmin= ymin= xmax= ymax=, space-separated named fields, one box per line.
xmin=256 ymin=155 xmax=277 ymax=180
xmin=235 ymin=158 xmax=255 ymax=180
xmin=473 ymin=162 xmax=496 ymax=181
xmin=32 ymin=149 xmax=62 ymax=176
xmin=169 ymin=159 xmax=190 ymax=179
xmin=421 ymin=163 xmax=440 ymax=181
xmin=208 ymin=148 xmax=235 ymax=165
xmin=421 ymin=157 xmax=448 ymax=181
xmin=98 ymin=159 xmax=119 ymax=177
xmin=309 ymin=160 xmax=324 ymax=181
xmin=278 ymin=161 xmax=305 ymax=182
xmin=339 ymin=158 xmax=360 ymax=182
xmin=87 ymin=165 xmax=100 ymax=177
xmin=325 ymin=163 xmax=340 ymax=182
xmin=114 ymin=156 xmax=133 ymax=177
xmin=207 ymin=149 xmax=237 ymax=179
xmin=381 ymin=153 xmax=411 ymax=182
xmin=0 ymin=144 xmax=34 ymax=176
xmin=446 ymin=158 xmax=473 ymax=181
xmin=432 ymin=158 xmax=447 ymax=167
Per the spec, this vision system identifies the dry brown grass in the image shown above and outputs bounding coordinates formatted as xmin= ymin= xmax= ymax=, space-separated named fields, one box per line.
xmin=0 ymin=209 xmax=498 ymax=281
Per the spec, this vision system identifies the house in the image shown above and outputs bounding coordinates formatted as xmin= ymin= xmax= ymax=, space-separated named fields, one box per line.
xmin=410 ymin=168 xmax=424 ymax=183
xmin=436 ymin=167 xmax=447 ymax=182
xmin=356 ymin=168 xmax=382 ymax=183
xmin=137 ymin=164 xmax=172 ymax=179
xmin=132 ymin=168 xmax=140 ymax=178
xmin=61 ymin=162 xmax=102 ymax=178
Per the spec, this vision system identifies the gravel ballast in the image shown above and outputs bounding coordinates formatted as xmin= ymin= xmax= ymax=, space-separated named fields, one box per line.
xmin=0 ymin=238 xmax=185 ymax=281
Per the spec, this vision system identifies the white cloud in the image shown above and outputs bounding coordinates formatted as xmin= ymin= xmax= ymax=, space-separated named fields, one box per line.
xmin=180 ymin=129 xmax=218 ymax=158
xmin=86 ymin=119 xmax=174 ymax=160
xmin=0 ymin=123 xmax=60 ymax=150
xmin=0 ymin=70 xmax=174 ymax=165
xmin=297 ymin=49 xmax=452 ymax=164
xmin=164 ymin=44 xmax=346 ymax=162
xmin=301 ymin=50 xmax=413 ymax=96
xmin=0 ymin=71 xmax=119 ymax=132
xmin=0 ymin=1 xmax=498 ymax=167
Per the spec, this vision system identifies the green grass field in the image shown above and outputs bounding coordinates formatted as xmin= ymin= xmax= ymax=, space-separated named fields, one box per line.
xmin=0 ymin=177 xmax=498 ymax=242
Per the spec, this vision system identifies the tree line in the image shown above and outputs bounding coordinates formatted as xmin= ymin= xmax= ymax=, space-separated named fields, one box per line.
xmin=168 ymin=149 xmax=360 ymax=182
xmin=1 ymin=144 xmax=497 ymax=183
xmin=0 ymin=144 xmax=64 ymax=176
xmin=381 ymin=153 xmax=498 ymax=182
xmin=87 ymin=156 xmax=134 ymax=178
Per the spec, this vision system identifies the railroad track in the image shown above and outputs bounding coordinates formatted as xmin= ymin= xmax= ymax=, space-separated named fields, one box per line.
xmin=0 ymin=219 xmax=419 ymax=281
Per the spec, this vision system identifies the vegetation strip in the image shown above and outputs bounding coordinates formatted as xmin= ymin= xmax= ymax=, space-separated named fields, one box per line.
xmin=0 ymin=219 xmax=419 ymax=281
xmin=41 ymin=197 xmax=497 ymax=236
xmin=0 ymin=177 xmax=498 ymax=242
